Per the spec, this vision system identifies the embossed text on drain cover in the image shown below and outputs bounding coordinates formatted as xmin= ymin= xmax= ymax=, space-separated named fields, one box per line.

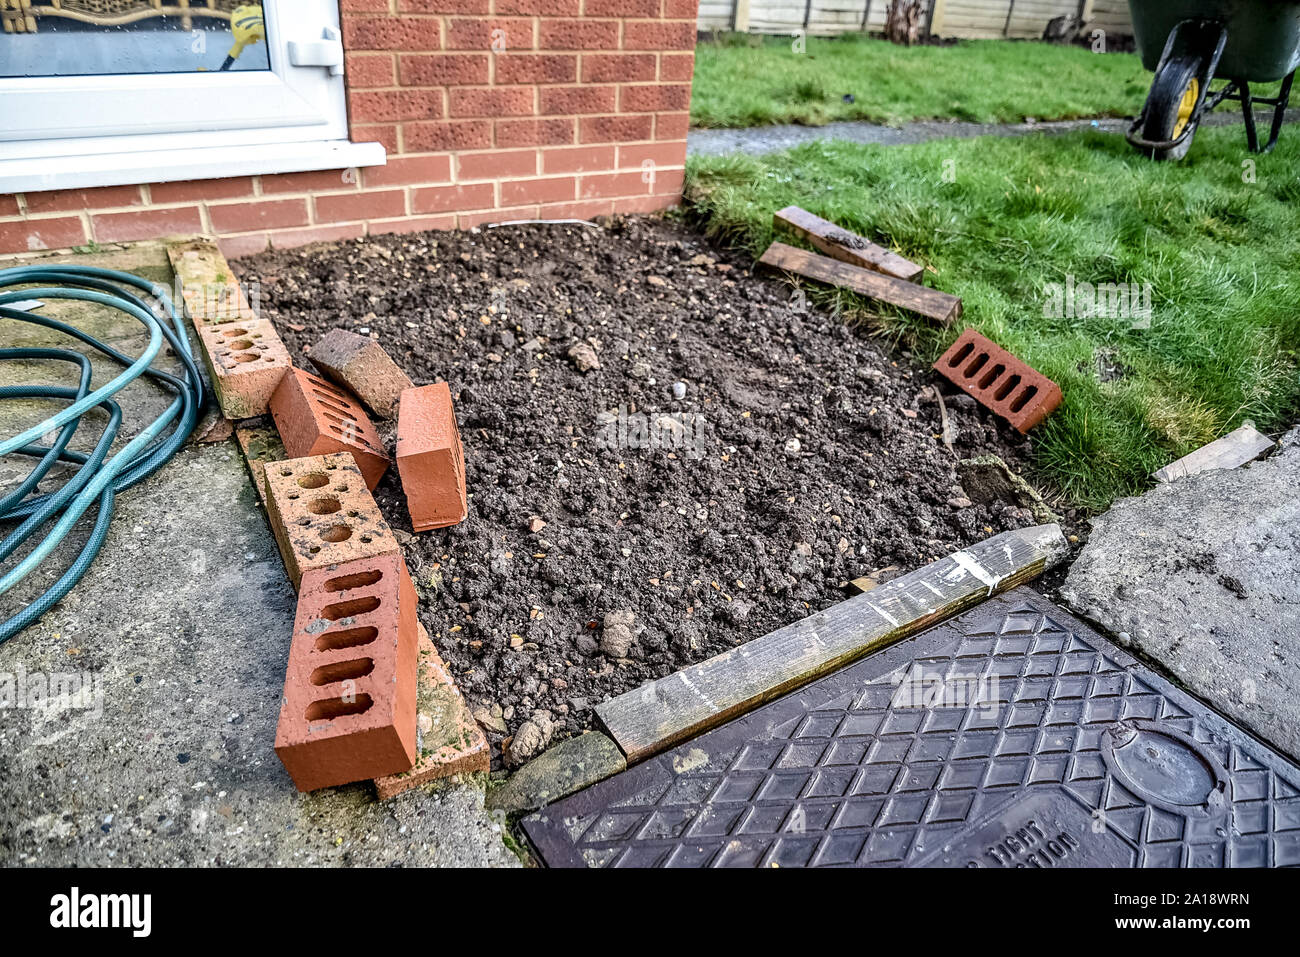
xmin=522 ymin=588 xmax=1300 ymax=867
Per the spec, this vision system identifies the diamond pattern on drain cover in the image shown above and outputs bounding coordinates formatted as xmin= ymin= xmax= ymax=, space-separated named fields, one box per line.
xmin=522 ymin=588 xmax=1300 ymax=868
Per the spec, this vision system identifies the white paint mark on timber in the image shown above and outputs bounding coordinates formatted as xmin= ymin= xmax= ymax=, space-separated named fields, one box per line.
xmin=921 ymin=580 xmax=944 ymax=598
xmin=676 ymin=671 xmax=719 ymax=712
xmin=868 ymin=602 xmax=899 ymax=627
xmin=951 ymin=550 xmax=1001 ymax=596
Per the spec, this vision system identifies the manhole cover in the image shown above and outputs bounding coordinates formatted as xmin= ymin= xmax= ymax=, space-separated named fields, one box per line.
xmin=522 ymin=588 xmax=1300 ymax=868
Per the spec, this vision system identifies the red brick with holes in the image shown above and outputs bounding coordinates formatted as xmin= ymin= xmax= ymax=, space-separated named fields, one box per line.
xmin=0 ymin=1 xmax=700 ymax=257
xmin=275 ymin=551 xmax=420 ymax=792
xmin=933 ymin=328 xmax=1063 ymax=433
xmin=270 ymin=368 xmax=392 ymax=489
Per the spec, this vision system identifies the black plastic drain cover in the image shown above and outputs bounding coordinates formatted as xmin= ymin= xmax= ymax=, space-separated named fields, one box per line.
xmin=522 ymin=588 xmax=1300 ymax=867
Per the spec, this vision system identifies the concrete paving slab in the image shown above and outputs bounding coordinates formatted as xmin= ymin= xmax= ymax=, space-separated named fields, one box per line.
xmin=0 ymin=438 xmax=518 ymax=867
xmin=686 ymin=108 xmax=1300 ymax=158
xmin=1062 ymin=428 xmax=1300 ymax=763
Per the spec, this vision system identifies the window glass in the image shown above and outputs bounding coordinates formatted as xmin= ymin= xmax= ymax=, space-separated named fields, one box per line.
xmin=1 ymin=1 xmax=271 ymax=78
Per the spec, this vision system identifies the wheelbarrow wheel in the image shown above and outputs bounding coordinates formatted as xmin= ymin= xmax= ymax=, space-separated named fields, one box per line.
xmin=1142 ymin=54 xmax=1203 ymax=161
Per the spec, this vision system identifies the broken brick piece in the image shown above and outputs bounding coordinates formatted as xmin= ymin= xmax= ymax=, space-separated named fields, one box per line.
xmin=309 ymin=328 xmax=414 ymax=419
xmin=396 ymin=382 xmax=468 ymax=531
xmin=270 ymin=367 xmax=390 ymax=490
xmin=374 ymin=623 xmax=489 ymax=800
xmin=933 ymin=328 xmax=1063 ymax=433
xmin=263 ymin=452 xmax=401 ymax=588
xmin=196 ymin=318 xmax=291 ymax=419
xmin=275 ymin=552 xmax=419 ymax=792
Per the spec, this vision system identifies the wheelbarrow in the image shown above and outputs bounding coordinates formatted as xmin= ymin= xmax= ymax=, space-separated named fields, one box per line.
xmin=1126 ymin=0 xmax=1300 ymax=159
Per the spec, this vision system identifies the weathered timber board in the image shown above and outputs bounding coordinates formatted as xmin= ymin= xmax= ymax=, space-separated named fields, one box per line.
xmin=773 ymin=206 xmax=924 ymax=283
xmin=595 ymin=525 xmax=1066 ymax=763
xmin=758 ymin=241 xmax=961 ymax=325
xmin=233 ymin=419 xmax=286 ymax=505
xmin=1153 ymin=423 xmax=1275 ymax=483
xmin=166 ymin=237 xmax=256 ymax=325
xmin=527 ymin=587 xmax=1300 ymax=868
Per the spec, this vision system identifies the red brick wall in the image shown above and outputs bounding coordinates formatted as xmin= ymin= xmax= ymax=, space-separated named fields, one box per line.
xmin=0 ymin=1 xmax=698 ymax=258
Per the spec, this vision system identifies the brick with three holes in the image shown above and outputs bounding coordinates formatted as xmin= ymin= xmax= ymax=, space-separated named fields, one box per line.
xmin=933 ymin=328 xmax=1062 ymax=433
xmin=263 ymin=452 xmax=400 ymax=589
xmin=196 ymin=318 xmax=291 ymax=419
xmin=270 ymin=367 xmax=390 ymax=489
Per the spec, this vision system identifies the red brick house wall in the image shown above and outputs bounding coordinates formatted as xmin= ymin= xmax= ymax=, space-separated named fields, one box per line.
xmin=0 ymin=0 xmax=699 ymax=258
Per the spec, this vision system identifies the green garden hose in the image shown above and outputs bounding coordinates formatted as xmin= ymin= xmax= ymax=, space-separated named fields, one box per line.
xmin=0 ymin=265 xmax=207 ymax=643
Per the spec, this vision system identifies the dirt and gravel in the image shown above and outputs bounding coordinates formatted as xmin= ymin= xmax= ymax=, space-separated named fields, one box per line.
xmin=235 ymin=214 xmax=1072 ymax=762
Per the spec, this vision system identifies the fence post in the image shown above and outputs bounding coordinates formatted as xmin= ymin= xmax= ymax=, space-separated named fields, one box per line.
xmin=803 ymin=0 xmax=814 ymax=29
xmin=733 ymin=0 xmax=751 ymax=32
xmin=929 ymin=0 xmax=947 ymax=36
xmin=862 ymin=0 xmax=872 ymax=31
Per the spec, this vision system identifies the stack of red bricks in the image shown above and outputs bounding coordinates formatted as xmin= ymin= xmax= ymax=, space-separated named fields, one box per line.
xmin=189 ymin=255 xmax=481 ymax=792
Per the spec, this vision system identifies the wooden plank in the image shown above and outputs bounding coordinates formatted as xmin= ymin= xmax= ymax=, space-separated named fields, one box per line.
xmin=166 ymin=237 xmax=255 ymax=326
xmin=773 ymin=206 xmax=924 ymax=283
xmin=1153 ymin=423 xmax=1275 ymax=484
xmin=595 ymin=524 xmax=1067 ymax=763
xmin=759 ymin=241 xmax=962 ymax=325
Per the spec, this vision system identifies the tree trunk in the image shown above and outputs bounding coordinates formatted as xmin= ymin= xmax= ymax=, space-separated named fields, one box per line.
xmin=884 ymin=0 xmax=922 ymax=46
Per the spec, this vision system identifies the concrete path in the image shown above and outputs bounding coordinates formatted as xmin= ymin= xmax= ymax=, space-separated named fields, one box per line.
xmin=0 ymin=244 xmax=518 ymax=867
xmin=1062 ymin=428 xmax=1300 ymax=764
xmin=688 ymin=108 xmax=1300 ymax=157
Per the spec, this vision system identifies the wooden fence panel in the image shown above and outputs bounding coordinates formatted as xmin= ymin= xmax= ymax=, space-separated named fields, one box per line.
xmin=698 ymin=0 xmax=1133 ymax=38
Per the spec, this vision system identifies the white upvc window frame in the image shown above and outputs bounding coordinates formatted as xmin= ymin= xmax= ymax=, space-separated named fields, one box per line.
xmin=0 ymin=0 xmax=383 ymax=193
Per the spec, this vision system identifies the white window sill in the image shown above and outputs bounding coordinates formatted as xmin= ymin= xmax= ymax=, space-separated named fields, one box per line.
xmin=0 ymin=139 xmax=386 ymax=195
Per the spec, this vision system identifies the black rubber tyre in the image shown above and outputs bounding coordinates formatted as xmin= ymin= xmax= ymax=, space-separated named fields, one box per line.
xmin=1141 ymin=54 xmax=1203 ymax=161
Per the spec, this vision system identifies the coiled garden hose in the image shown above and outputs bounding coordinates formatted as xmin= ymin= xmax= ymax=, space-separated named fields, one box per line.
xmin=0 ymin=265 xmax=207 ymax=643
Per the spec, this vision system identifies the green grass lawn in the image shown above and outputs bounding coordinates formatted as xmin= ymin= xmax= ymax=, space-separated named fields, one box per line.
xmin=691 ymin=33 xmax=1151 ymax=128
xmin=686 ymin=125 xmax=1300 ymax=510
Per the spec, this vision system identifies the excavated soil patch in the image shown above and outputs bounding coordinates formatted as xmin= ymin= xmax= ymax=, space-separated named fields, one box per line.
xmin=235 ymin=215 xmax=1054 ymax=759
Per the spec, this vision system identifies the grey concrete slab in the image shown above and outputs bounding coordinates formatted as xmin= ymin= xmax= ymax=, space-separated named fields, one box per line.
xmin=0 ymin=434 xmax=518 ymax=867
xmin=1 ymin=244 xmax=519 ymax=867
xmin=1062 ymin=428 xmax=1300 ymax=764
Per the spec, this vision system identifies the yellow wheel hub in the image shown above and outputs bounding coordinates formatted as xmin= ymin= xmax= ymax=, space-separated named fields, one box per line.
xmin=1173 ymin=77 xmax=1199 ymax=139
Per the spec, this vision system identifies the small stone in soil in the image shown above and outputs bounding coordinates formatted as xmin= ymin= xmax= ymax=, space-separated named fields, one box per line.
xmin=567 ymin=340 xmax=600 ymax=372
xmin=600 ymin=609 xmax=637 ymax=658
xmin=507 ymin=711 xmax=555 ymax=767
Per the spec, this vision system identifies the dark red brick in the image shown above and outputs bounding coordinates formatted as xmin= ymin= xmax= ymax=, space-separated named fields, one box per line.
xmin=933 ymin=328 xmax=1063 ymax=433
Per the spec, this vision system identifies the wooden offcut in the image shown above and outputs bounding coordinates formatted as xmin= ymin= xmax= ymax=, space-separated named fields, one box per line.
xmin=595 ymin=525 xmax=1067 ymax=763
xmin=233 ymin=420 xmax=286 ymax=505
xmin=759 ymin=241 xmax=961 ymax=325
xmin=773 ymin=206 xmax=924 ymax=283
xmin=1153 ymin=423 xmax=1275 ymax=483
xmin=166 ymin=237 xmax=255 ymax=325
